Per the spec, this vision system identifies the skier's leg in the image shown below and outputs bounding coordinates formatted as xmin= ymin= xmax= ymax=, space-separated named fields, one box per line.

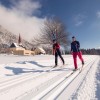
xmin=73 ymin=52 xmax=77 ymax=69
xmin=55 ymin=52 xmax=58 ymax=66
xmin=57 ymin=49 xmax=65 ymax=65
xmin=78 ymin=51 xmax=84 ymax=64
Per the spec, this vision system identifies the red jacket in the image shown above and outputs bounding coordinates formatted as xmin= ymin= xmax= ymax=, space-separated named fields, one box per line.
xmin=53 ymin=43 xmax=60 ymax=54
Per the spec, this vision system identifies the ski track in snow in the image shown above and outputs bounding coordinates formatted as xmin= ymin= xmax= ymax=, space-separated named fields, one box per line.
xmin=0 ymin=55 xmax=99 ymax=100
xmin=71 ymin=57 xmax=99 ymax=100
xmin=95 ymin=57 xmax=100 ymax=99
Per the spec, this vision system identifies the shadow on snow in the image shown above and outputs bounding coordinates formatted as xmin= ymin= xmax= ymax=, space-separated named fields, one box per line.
xmin=5 ymin=61 xmax=73 ymax=76
xmin=17 ymin=61 xmax=52 ymax=68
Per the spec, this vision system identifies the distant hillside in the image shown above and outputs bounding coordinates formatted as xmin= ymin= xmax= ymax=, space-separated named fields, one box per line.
xmin=0 ymin=25 xmax=34 ymax=51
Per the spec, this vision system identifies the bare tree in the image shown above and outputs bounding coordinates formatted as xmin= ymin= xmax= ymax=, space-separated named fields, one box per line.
xmin=32 ymin=17 xmax=70 ymax=48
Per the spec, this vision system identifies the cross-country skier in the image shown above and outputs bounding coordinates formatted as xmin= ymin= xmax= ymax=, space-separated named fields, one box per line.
xmin=71 ymin=36 xmax=84 ymax=71
xmin=52 ymin=40 xmax=65 ymax=67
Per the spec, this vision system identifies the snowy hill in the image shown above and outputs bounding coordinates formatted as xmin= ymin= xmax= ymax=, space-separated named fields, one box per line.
xmin=0 ymin=25 xmax=33 ymax=50
xmin=0 ymin=54 xmax=100 ymax=100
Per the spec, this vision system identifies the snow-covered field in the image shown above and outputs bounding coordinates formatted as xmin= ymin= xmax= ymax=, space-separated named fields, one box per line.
xmin=0 ymin=54 xmax=100 ymax=100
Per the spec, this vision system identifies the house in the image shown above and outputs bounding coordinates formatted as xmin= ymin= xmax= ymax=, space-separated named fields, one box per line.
xmin=34 ymin=47 xmax=46 ymax=55
xmin=9 ymin=43 xmax=35 ymax=56
xmin=9 ymin=34 xmax=46 ymax=55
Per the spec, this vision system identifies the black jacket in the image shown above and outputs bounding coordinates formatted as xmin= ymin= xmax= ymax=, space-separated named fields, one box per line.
xmin=71 ymin=41 xmax=80 ymax=52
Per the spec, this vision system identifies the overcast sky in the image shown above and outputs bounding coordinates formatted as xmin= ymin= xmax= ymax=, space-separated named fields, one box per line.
xmin=0 ymin=0 xmax=100 ymax=49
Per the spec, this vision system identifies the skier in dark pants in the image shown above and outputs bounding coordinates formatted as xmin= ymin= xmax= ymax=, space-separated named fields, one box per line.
xmin=71 ymin=36 xmax=84 ymax=71
xmin=53 ymin=40 xmax=65 ymax=67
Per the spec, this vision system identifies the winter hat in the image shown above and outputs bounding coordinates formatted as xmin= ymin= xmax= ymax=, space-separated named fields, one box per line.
xmin=72 ymin=36 xmax=75 ymax=38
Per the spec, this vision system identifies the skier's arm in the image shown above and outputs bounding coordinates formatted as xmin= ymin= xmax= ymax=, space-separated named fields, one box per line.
xmin=52 ymin=49 xmax=55 ymax=55
xmin=70 ymin=43 xmax=73 ymax=54
xmin=52 ymin=45 xmax=55 ymax=55
xmin=77 ymin=41 xmax=80 ymax=48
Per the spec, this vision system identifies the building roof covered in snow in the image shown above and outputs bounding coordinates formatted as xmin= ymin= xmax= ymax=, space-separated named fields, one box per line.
xmin=38 ymin=47 xmax=46 ymax=54
xmin=10 ymin=43 xmax=19 ymax=48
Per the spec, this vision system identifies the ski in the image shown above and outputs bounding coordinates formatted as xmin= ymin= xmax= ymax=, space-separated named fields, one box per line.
xmin=51 ymin=64 xmax=68 ymax=68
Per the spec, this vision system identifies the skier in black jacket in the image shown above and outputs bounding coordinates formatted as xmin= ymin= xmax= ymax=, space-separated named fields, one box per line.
xmin=71 ymin=36 xmax=84 ymax=70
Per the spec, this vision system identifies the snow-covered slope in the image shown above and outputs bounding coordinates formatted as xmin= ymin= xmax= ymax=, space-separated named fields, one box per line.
xmin=0 ymin=54 xmax=99 ymax=100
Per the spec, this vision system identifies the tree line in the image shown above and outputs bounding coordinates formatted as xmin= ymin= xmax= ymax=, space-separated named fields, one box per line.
xmin=81 ymin=49 xmax=100 ymax=55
